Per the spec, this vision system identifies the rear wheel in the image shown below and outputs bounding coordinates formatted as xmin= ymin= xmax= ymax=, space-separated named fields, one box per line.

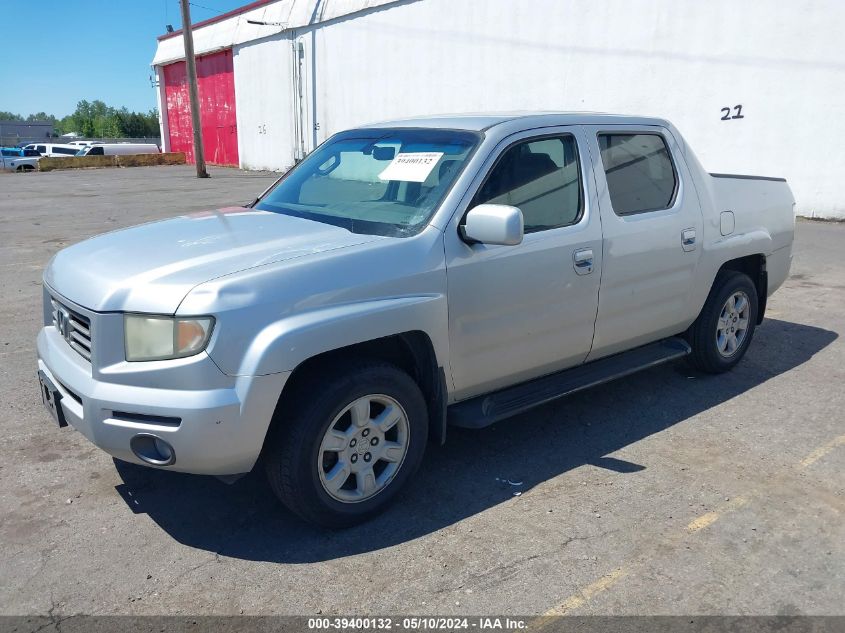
xmin=264 ymin=360 xmax=428 ymax=528
xmin=687 ymin=270 xmax=758 ymax=373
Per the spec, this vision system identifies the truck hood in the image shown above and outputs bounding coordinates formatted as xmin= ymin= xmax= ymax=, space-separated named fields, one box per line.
xmin=45 ymin=207 xmax=382 ymax=313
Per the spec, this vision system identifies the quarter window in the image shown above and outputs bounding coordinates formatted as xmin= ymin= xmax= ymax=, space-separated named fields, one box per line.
xmin=598 ymin=133 xmax=677 ymax=215
xmin=472 ymin=135 xmax=582 ymax=232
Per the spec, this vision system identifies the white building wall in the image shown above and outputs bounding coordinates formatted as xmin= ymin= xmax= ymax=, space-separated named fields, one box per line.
xmin=151 ymin=0 xmax=398 ymax=65
xmin=154 ymin=67 xmax=170 ymax=153
xmin=154 ymin=0 xmax=845 ymax=218
xmin=297 ymin=0 xmax=845 ymax=219
xmin=233 ymin=33 xmax=298 ymax=170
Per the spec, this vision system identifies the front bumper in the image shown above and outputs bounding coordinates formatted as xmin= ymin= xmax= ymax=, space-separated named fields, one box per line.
xmin=36 ymin=326 xmax=289 ymax=476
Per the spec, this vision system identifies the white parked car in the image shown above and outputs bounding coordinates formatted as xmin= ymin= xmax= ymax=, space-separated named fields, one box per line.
xmin=37 ymin=113 xmax=794 ymax=527
xmin=75 ymin=143 xmax=160 ymax=156
xmin=24 ymin=143 xmax=87 ymax=157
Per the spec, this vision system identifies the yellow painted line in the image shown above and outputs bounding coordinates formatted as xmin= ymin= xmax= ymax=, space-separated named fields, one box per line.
xmin=798 ymin=434 xmax=845 ymax=469
xmin=535 ymin=432 xmax=845 ymax=620
xmin=685 ymin=496 xmax=748 ymax=533
xmin=543 ymin=567 xmax=628 ymax=616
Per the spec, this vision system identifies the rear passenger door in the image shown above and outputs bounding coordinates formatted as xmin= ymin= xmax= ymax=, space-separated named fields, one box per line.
xmin=584 ymin=126 xmax=703 ymax=360
xmin=445 ymin=127 xmax=603 ymax=400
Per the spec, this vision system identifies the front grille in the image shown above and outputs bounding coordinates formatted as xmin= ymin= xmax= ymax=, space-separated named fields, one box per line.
xmin=51 ymin=298 xmax=92 ymax=361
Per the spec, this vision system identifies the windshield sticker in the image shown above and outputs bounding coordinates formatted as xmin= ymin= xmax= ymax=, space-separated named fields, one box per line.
xmin=378 ymin=152 xmax=444 ymax=182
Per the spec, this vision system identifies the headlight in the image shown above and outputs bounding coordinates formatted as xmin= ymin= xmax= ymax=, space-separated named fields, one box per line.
xmin=124 ymin=315 xmax=214 ymax=362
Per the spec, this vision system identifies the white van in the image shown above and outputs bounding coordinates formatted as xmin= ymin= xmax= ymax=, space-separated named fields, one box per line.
xmin=76 ymin=143 xmax=160 ymax=157
xmin=24 ymin=143 xmax=87 ymax=157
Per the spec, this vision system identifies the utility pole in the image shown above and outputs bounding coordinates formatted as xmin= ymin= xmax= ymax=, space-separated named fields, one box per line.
xmin=179 ymin=0 xmax=209 ymax=178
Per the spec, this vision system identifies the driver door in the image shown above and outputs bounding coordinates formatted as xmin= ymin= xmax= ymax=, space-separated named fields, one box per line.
xmin=444 ymin=127 xmax=603 ymax=401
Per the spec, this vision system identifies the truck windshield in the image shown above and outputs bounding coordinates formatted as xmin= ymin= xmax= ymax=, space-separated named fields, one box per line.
xmin=256 ymin=128 xmax=480 ymax=237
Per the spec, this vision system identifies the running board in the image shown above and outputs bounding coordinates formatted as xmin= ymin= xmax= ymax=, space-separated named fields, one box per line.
xmin=448 ymin=337 xmax=691 ymax=429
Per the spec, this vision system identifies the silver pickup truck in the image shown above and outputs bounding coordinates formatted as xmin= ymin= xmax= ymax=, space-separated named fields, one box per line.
xmin=37 ymin=113 xmax=794 ymax=527
xmin=1 ymin=147 xmax=40 ymax=172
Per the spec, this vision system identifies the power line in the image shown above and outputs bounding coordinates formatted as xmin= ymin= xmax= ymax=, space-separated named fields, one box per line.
xmin=188 ymin=1 xmax=225 ymax=15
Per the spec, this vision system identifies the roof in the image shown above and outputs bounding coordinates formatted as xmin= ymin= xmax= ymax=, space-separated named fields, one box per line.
xmin=0 ymin=120 xmax=54 ymax=126
xmin=359 ymin=112 xmax=672 ymax=132
xmin=157 ymin=0 xmax=274 ymax=42
xmin=152 ymin=0 xmax=403 ymax=66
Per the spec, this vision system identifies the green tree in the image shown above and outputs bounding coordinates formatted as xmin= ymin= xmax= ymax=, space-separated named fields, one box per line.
xmin=145 ymin=109 xmax=161 ymax=136
xmin=4 ymin=101 xmax=160 ymax=138
xmin=57 ymin=115 xmax=71 ymax=134
xmin=26 ymin=112 xmax=56 ymax=123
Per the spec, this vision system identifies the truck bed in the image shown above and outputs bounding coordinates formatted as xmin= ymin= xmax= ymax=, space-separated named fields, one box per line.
xmin=708 ymin=172 xmax=795 ymax=296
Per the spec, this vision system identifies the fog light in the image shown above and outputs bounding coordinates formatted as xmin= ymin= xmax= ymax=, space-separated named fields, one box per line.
xmin=130 ymin=433 xmax=176 ymax=466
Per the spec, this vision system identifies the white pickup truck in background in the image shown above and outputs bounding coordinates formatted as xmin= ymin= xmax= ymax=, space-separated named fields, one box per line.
xmin=37 ymin=113 xmax=794 ymax=527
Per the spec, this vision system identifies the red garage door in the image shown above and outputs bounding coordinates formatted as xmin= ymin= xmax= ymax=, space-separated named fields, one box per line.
xmin=163 ymin=49 xmax=239 ymax=166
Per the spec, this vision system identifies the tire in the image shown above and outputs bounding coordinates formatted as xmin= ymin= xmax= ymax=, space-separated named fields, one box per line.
xmin=264 ymin=360 xmax=429 ymax=528
xmin=687 ymin=270 xmax=758 ymax=373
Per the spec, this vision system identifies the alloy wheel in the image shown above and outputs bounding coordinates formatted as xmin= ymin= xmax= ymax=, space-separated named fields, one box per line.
xmin=317 ymin=394 xmax=410 ymax=503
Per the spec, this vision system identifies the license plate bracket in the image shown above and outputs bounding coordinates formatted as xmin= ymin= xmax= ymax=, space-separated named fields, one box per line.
xmin=38 ymin=370 xmax=67 ymax=428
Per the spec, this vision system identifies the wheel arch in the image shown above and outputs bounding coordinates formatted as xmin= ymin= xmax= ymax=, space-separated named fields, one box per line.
xmin=264 ymin=331 xmax=448 ymax=453
xmin=716 ymin=253 xmax=767 ymax=324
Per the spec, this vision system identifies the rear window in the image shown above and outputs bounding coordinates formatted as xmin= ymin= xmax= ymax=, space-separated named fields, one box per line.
xmin=597 ymin=133 xmax=677 ymax=215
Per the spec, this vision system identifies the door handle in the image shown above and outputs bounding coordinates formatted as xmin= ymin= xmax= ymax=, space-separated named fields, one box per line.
xmin=573 ymin=248 xmax=594 ymax=275
xmin=681 ymin=228 xmax=696 ymax=252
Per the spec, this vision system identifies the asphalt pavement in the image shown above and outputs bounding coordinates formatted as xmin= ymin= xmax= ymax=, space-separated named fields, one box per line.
xmin=0 ymin=166 xmax=842 ymax=616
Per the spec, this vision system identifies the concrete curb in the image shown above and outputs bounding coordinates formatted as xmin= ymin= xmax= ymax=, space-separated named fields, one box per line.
xmin=38 ymin=152 xmax=186 ymax=172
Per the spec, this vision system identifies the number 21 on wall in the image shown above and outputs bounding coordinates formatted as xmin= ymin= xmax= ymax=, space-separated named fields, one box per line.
xmin=721 ymin=105 xmax=745 ymax=120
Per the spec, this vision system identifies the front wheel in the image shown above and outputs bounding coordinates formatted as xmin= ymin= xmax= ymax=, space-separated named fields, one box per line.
xmin=687 ymin=270 xmax=759 ymax=373
xmin=264 ymin=360 xmax=428 ymax=528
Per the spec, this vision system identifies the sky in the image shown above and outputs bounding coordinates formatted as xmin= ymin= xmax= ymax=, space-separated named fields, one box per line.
xmin=0 ymin=0 xmax=250 ymax=118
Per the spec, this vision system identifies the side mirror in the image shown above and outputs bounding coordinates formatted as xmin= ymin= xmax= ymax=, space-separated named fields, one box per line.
xmin=461 ymin=204 xmax=524 ymax=246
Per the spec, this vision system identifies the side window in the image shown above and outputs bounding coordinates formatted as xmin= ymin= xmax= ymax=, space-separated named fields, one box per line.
xmin=597 ymin=133 xmax=677 ymax=215
xmin=87 ymin=146 xmax=104 ymax=156
xmin=36 ymin=145 xmax=46 ymax=153
xmin=472 ymin=135 xmax=582 ymax=232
